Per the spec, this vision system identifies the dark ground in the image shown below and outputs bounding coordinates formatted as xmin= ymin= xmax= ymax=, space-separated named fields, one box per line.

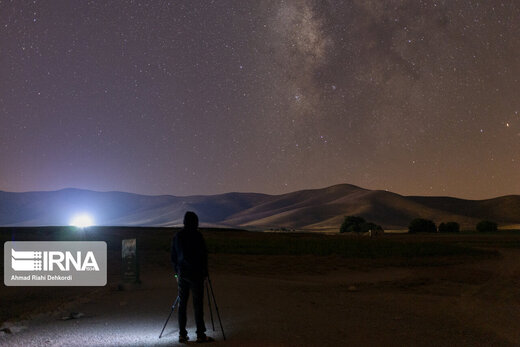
xmin=1 ymin=228 xmax=520 ymax=346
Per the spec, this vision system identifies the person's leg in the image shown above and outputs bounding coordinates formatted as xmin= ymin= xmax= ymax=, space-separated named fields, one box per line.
xmin=178 ymin=277 xmax=190 ymax=338
xmin=191 ymin=278 xmax=206 ymax=338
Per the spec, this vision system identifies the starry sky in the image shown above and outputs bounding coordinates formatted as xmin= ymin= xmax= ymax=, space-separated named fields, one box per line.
xmin=1 ymin=0 xmax=519 ymax=199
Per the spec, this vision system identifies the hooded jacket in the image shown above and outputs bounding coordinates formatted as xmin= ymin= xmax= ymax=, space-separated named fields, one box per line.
xmin=171 ymin=227 xmax=209 ymax=279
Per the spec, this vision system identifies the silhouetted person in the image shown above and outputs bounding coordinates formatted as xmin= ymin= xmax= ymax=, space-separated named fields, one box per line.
xmin=171 ymin=211 xmax=214 ymax=343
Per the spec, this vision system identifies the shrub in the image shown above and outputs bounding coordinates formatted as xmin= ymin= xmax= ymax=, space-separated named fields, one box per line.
xmin=408 ymin=218 xmax=437 ymax=233
xmin=438 ymin=222 xmax=460 ymax=233
xmin=340 ymin=216 xmax=383 ymax=234
xmin=340 ymin=216 xmax=366 ymax=233
xmin=476 ymin=220 xmax=498 ymax=232
xmin=363 ymin=222 xmax=384 ymax=234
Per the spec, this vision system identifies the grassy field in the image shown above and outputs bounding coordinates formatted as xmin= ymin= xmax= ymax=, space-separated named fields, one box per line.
xmin=1 ymin=226 xmax=510 ymax=260
xmin=204 ymin=233 xmax=498 ymax=258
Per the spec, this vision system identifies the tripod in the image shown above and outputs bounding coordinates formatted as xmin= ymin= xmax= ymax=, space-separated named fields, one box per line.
xmin=206 ymin=275 xmax=226 ymax=340
xmin=158 ymin=275 xmax=226 ymax=341
xmin=158 ymin=296 xmax=180 ymax=338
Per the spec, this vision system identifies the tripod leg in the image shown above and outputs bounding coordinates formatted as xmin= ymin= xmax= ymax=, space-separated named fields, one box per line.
xmin=159 ymin=307 xmax=173 ymax=339
xmin=159 ymin=296 xmax=180 ymax=339
xmin=206 ymin=280 xmax=215 ymax=331
xmin=208 ymin=276 xmax=226 ymax=341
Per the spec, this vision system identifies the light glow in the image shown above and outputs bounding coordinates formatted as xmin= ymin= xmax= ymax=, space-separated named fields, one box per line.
xmin=70 ymin=214 xmax=95 ymax=228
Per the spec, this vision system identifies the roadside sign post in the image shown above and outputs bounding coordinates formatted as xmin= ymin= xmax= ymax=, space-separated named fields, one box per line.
xmin=121 ymin=238 xmax=140 ymax=285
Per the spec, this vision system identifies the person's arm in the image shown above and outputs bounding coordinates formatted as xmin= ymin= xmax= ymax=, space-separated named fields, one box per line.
xmin=171 ymin=236 xmax=178 ymax=277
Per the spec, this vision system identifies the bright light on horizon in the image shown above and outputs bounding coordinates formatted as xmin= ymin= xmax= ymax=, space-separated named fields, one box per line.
xmin=70 ymin=214 xmax=95 ymax=228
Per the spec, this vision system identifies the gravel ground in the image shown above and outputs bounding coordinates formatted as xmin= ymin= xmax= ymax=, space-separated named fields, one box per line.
xmin=2 ymin=252 xmax=520 ymax=346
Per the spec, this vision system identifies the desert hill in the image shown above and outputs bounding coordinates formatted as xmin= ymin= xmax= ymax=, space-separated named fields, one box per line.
xmin=0 ymin=184 xmax=519 ymax=229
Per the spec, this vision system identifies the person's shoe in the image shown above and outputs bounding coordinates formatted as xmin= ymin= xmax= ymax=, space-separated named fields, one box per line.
xmin=179 ymin=334 xmax=189 ymax=343
xmin=196 ymin=335 xmax=214 ymax=343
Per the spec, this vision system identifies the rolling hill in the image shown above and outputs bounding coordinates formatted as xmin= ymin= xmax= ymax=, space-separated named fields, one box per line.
xmin=0 ymin=184 xmax=519 ymax=230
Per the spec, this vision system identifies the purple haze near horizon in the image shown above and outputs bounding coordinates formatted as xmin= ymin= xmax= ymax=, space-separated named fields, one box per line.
xmin=1 ymin=1 xmax=519 ymax=199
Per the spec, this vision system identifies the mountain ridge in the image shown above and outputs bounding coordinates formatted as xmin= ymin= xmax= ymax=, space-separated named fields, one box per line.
xmin=0 ymin=184 xmax=518 ymax=230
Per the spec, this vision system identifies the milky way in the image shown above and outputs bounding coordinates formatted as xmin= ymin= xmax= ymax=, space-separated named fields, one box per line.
xmin=1 ymin=0 xmax=519 ymax=199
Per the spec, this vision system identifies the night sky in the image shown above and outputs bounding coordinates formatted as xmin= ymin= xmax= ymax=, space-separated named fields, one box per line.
xmin=1 ymin=1 xmax=519 ymax=199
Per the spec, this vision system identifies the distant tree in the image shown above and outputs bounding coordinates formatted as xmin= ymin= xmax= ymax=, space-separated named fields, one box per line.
xmin=340 ymin=216 xmax=365 ymax=233
xmin=408 ymin=218 xmax=437 ymax=233
xmin=340 ymin=216 xmax=383 ymax=234
xmin=362 ymin=222 xmax=384 ymax=234
xmin=476 ymin=220 xmax=498 ymax=232
xmin=438 ymin=222 xmax=460 ymax=233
